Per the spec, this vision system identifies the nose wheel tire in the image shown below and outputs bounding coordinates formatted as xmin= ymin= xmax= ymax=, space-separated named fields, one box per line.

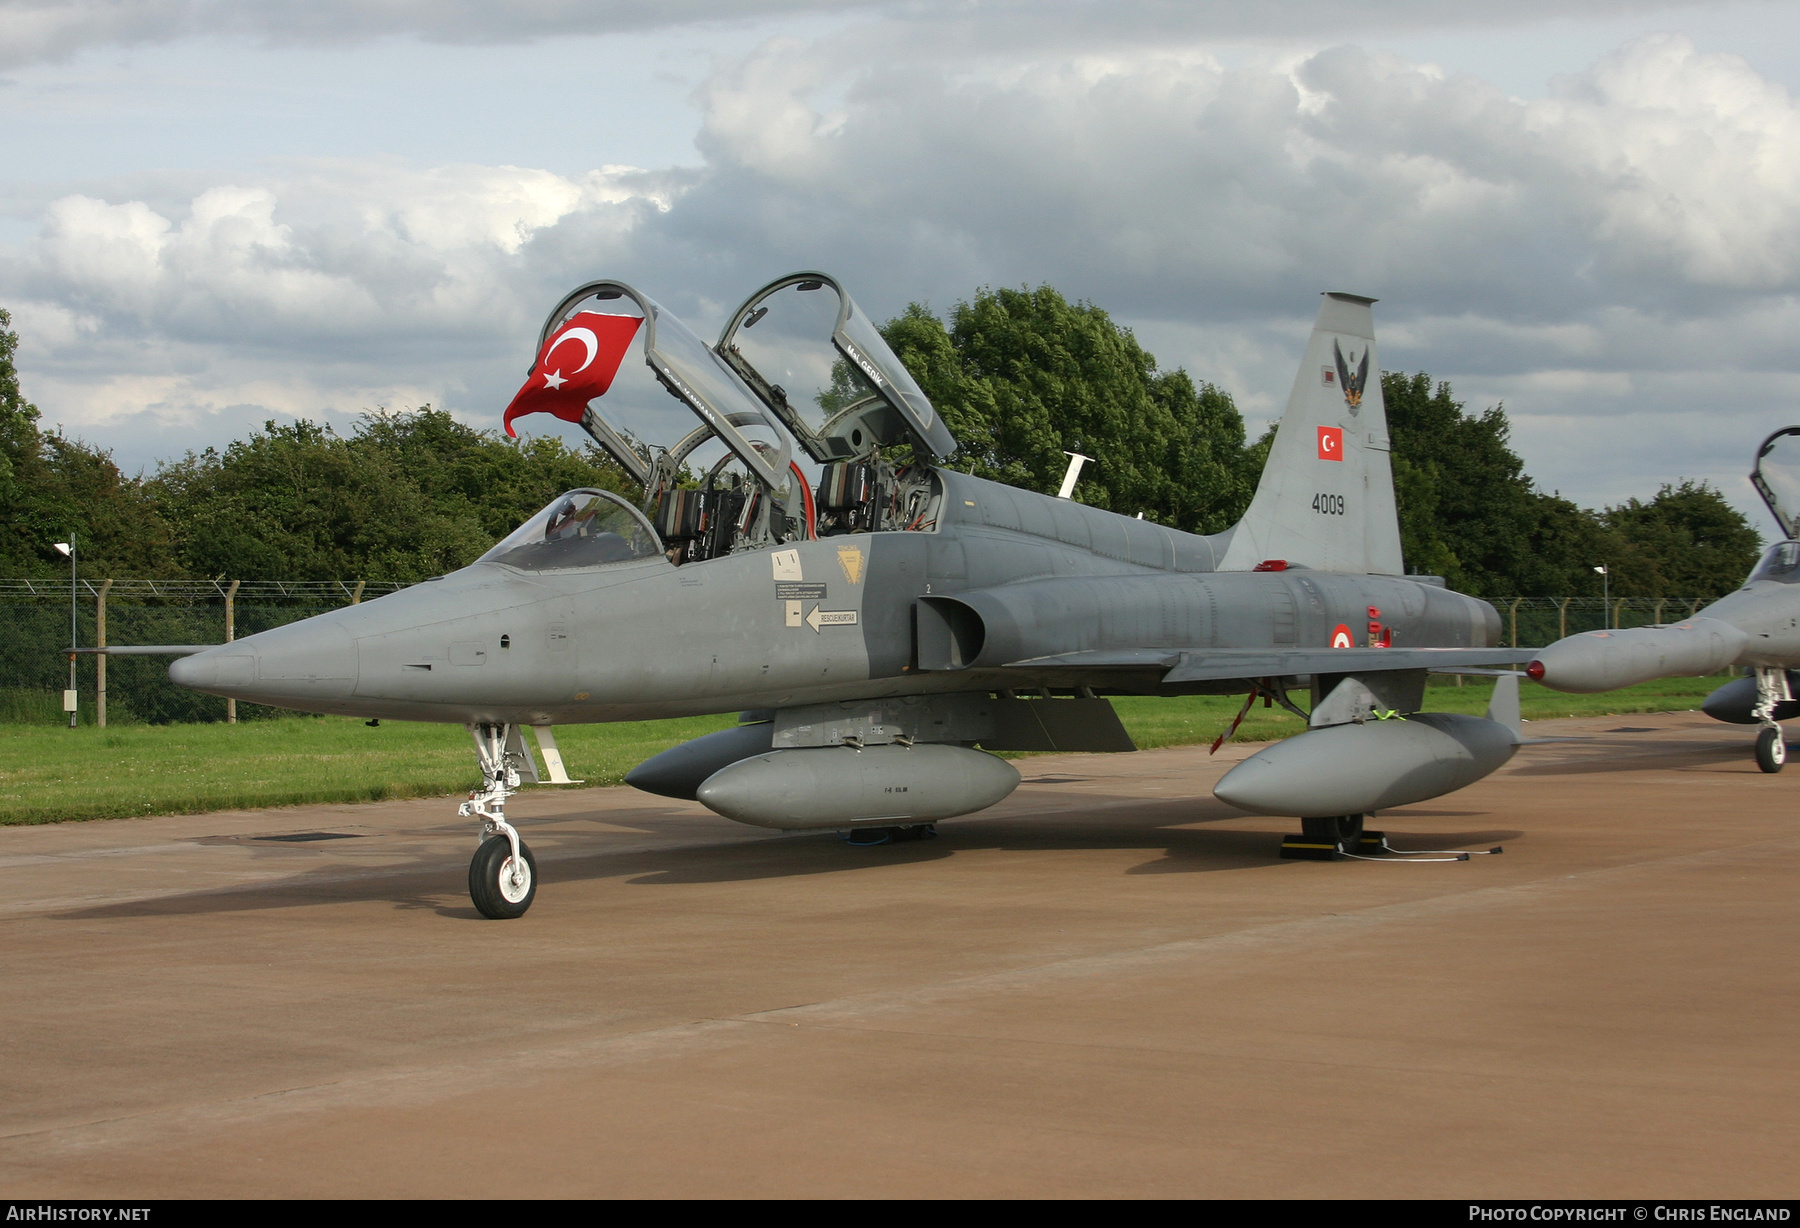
xmin=469 ymin=834 xmax=537 ymax=919
xmin=1755 ymin=726 xmax=1787 ymax=774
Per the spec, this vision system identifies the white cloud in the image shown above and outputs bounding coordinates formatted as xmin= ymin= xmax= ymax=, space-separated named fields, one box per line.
xmin=0 ymin=1 xmax=1703 ymax=69
xmin=9 ymin=161 xmax=681 ymax=355
xmin=4 ymin=19 xmax=1799 ymax=521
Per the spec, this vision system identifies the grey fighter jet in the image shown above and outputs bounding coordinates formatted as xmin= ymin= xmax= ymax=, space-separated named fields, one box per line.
xmin=157 ymin=275 xmax=1533 ymax=917
xmin=1529 ymin=426 xmax=1800 ymax=772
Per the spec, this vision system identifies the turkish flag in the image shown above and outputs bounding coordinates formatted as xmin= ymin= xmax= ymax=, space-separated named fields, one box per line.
xmin=503 ymin=312 xmax=642 ymax=438
xmin=1317 ymin=426 xmax=1344 ymax=461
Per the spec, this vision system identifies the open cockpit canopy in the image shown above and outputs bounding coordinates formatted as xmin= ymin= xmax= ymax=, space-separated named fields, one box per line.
xmin=717 ymin=272 xmax=957 ymax=463
xmin=504 ymin=273 xmax=954 ymax=566
xmin=1751 ymin=426 xmax=1800 ymax=540
xmin=526 ymin=280 xmax=792 ymax=494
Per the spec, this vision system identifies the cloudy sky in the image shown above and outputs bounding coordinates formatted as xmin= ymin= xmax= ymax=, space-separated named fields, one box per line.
xmin=3 ymin=0 xmax=1798 ymax=533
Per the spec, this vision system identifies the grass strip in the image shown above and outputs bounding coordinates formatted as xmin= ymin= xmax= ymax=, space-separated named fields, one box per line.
xmin=0 ymin=675 xmax=1735 ymax=826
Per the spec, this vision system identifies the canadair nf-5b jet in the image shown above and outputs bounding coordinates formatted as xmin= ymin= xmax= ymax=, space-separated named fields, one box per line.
xmin=1529 ymin=425 xmax=1800 ymax=772
xmin=157 ymin=275 xmax=1533 ymax=917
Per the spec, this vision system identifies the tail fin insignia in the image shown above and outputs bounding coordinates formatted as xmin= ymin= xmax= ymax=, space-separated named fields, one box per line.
xmin=1333 ymin=339 xmax=1369 ymax=413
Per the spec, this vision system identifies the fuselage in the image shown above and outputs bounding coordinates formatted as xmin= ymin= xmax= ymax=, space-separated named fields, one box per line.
xmin=1695 ymin=578 xmax=1800 ymax=667
xmin=170 ymin=468 xmax=1502 ymax=724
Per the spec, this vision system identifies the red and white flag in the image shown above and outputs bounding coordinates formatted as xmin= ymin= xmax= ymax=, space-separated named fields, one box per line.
xmin=1317 ymin=425 xmax=1343 ymax=461
xmin=503 ymin=312 xmax=642 ymax=438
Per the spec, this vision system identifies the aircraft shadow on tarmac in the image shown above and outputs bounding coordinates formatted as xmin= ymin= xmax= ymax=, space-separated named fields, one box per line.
xmin=1507 ymin=742 xmax=1750 ymax=776
xmin=55 ymin=790 xmax=1528 ymax=924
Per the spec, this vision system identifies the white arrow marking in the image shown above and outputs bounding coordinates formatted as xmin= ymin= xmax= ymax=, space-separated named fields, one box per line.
xmin=805 ymin=606 xmax=858 ymax=632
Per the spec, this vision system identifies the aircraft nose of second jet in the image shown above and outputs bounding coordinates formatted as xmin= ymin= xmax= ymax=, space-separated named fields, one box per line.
xmin=169 ymin=620 xmax=358 ymax=704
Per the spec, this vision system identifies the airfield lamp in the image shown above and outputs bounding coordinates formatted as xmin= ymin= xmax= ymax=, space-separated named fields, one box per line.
xmin=1594 ymin=565 xmax=1610 ymax=628
xmin=55 ymin=537 xmax=76 ymax=727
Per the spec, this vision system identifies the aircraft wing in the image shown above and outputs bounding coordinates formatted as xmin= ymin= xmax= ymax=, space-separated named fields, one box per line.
xmin=1005 ymin=646 xmax=1538 ymax=682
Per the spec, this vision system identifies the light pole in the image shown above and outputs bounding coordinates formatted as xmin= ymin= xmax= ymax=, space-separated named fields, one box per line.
xmin=1594 ymin=565 xmax=1610 ymax=629
xmin=54 ymin=535 xmax=76 ymax=727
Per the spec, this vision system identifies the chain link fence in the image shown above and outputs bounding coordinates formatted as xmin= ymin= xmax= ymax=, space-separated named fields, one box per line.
xmin=1496 ymin=596 xmax=1718 ymax=649
xmin=0 ymin=580 xmax=410 ymax=725
xmin=0 ymin=581 xmax=1732 ymax=725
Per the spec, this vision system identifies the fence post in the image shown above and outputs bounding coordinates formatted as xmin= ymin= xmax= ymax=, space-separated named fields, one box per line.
xmin=1614 ymin=597 xmax=1627 ymax=630
xmin=96 ymin=578 xmax=112 ymax=728
xmin=1558 ymin=597 xmax=1572 ymax=640
xmin=225 ymin=579 xmax=240 ymax=725
xmin=351 ymin=580 xmax=365 ymax=605
xmin=1509 ymin=598 xmax=1523 ymax=648
xmin=1653 ymin=598 xmax=1665 ymax=626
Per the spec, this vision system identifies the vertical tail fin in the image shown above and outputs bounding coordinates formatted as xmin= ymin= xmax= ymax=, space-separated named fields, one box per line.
xmin=1219 ymin=293 xmax=1402 ymax=575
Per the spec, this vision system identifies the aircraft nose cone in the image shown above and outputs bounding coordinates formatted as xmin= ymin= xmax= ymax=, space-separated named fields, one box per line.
xmin=167 ymin=620 xmax=358 ymax=704
xmin=167 ymin=652 xmax=209 ymax=689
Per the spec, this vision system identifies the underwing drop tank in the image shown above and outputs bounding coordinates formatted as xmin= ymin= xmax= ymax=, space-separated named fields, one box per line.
xmin=695 ymin=743 xmax=1021 ymax=830
xmin=625 ymin=720 xmax=776 ymax=800
xmin=1527 ymin=618 xmax=1746 ymax=694
xmin=1212 ymin=676 xmax=1523 ymax=817
xmin=1700 ymin=672 xmax=1800 ymax=724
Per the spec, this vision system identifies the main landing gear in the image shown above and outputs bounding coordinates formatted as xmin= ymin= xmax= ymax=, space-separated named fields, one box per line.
xmin=841 ymin=824 xmax=937 ymax=847
xmin=1281 ymin=814 xmax=1385 ymax=860
xmin=1751 ymin=667 xmax=1791 ymax=774
xmin=460 ymin=722 xmax=537 ymax=918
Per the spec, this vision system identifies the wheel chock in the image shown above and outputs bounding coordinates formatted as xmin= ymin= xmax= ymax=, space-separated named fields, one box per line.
xmin=1280 ymin=831 xmax=1388 ymax=860
xmin=1280 ymin=837 xmax=1343 ymax=861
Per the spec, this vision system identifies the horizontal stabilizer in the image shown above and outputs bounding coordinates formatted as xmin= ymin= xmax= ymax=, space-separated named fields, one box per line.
xmin=68 ymin=645 xmax=214 ymax=656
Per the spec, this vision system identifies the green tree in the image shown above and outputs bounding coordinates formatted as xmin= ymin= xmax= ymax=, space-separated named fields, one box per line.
xmin=1380 ymin=372 xmax=1551 ymax=595
xmin=148 ymin=408 xmax=634 ymax=583
xmin=882 ymin=288 xmax=1254 ymax=533
xmin=0 ymin=308 xmax=176 ymax=578
xmin=1601 ymin=481 xmax=1762 ymax=598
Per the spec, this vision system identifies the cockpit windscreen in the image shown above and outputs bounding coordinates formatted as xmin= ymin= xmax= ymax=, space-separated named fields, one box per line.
xmin=478 ymin=489 xmax=662 ymax=572
xmin=1748 ymin=540 xmax=1800 ymax=586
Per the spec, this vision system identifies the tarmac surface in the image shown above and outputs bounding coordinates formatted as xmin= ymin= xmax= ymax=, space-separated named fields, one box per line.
xmin=2 ymin=708 xmax=1796 ymax=1199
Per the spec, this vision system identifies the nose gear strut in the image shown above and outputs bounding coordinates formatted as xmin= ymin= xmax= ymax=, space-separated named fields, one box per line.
xmin=460 ymin=722 xmax=538 ymax=917
xmin=1752 ymin=667 xmax=1790 ymax=774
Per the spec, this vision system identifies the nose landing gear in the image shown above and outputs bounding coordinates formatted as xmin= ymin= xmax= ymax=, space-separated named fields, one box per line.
xmin=460 ymin=722 xmax=539 ymax=918
xmin=1752 ymin=667 xmax=1791 ymax=774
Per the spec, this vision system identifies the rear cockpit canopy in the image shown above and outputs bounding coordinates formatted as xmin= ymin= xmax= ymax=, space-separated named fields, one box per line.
xmin=1751 ymin=426 xmax=1800 ymax=540
xmin=718 ymin=272 xmax=957 ymax=464
xmin=478 ymin=489 xmax=662 ymax=572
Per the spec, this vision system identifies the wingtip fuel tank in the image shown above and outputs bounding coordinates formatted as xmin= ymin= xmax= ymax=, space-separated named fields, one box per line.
xmin=1527 ymin=618 xmax=1747 ymax=694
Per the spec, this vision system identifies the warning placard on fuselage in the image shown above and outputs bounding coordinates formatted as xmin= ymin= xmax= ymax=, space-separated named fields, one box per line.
xmin=776 ymin=582 xmax=827 ymax=600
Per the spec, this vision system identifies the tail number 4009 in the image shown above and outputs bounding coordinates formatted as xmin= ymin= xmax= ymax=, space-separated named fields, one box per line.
xmin=1312 ymin=493 xmax=1345 ymax=515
